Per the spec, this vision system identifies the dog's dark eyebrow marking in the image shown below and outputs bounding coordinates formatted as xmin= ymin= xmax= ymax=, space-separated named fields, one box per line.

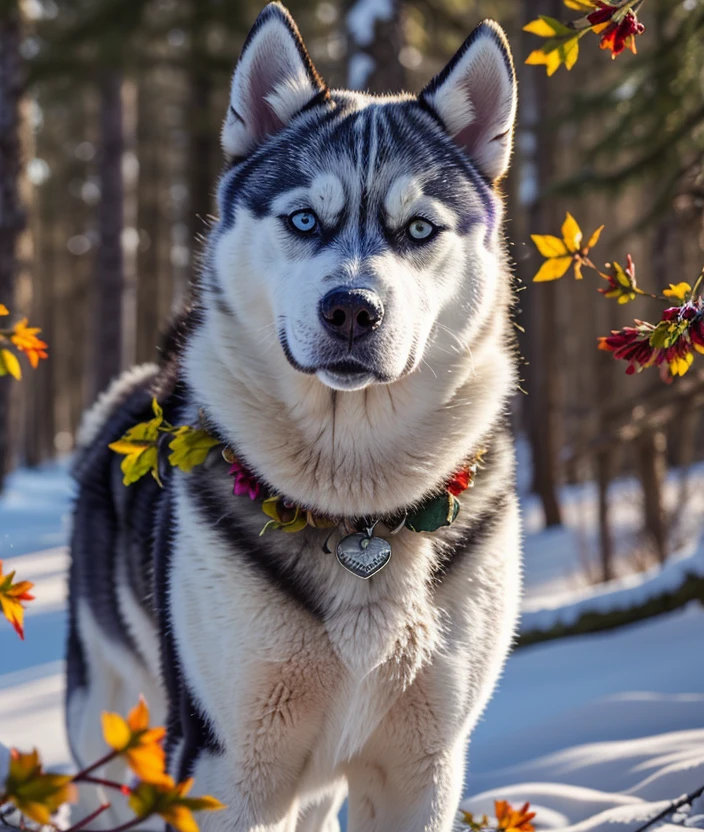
xmin=186 ymin=477 xmax=328 ymax=620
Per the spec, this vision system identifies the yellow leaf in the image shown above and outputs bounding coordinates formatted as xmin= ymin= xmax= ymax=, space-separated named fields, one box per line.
xmin=102 ymin=712 xmax=132 ymax=751
xmin=260 ymin=496 xmax=309 ymax=534
xmin=533 ymin=256 xmax=573 ymax=282
xmin=523 ymin=18 xmax=560 ymax=37
xmin=122 ymin=446 xmax=159 ymax=486
xmin=108 ymin=405 xmax=164 ymax=486
xmin=563 ymin=0 xmax=597 ymax=9
xmin=181 ymin=795 xmax=228 ymax=812
xmin=167 ymin=427 xmax=220 ymax=473
xmin=670 ymin=352 xmax=694 ymax=377
xmin=0 ymin=348 xmax=21 ymax=380
xmin=128 ymin=778 xmax=225 ymax=832
xmin=586 ymin=225 xmax=604 ymax=250
xmin=125 ymin=743 xmax=170 ymax=786
xmin=525 ymin=47 xmax=563 ymax=76
xmin=108 ymin=438 xmax=152 ymax=456
xmin=530 ymin=235 xmax=568 ymax=257
xmin=663 ymin=282 xmax=691 ymax=300
xmin=103 ymin=697 xmax=170 ymax=785
xmin=162 ymin=804 xmax=201 ymax=832
xmin=0 ymin=304 xmax=8 ymax=315
xmin=563 ymin=35 xmax=580 ymax=70
xmin=561 ymin=212 xmax=583 ymax=252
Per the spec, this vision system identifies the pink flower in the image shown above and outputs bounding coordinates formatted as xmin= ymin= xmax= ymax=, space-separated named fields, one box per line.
xmin=228 ymin=462 xmax=260 ymax=500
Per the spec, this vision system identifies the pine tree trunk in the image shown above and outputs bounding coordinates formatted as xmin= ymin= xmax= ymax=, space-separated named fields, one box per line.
xmin=136 ymin=75 xmax=161 ymax=363
xmin=0 ymin=1 xmax=25 ymax=488
xmin=188 ymin=0 xmax=214 ymax=280
xmin=188 ymin=69 xmax=213 ymax=267
xmin=518 ymin=0 xmax=563 ymax=527
xmin=346 ymin=0 xmax=405 ymax=93
xmin=638 ymin=429 xmax=668 ymax=565
xmin=94 ymin=70 xmax=124 ymax=398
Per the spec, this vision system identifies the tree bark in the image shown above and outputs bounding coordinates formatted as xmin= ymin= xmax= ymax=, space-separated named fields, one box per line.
xmin=94 ymin=70 xmax=124 ymax=398
xmin=136 ymin=75 xmax=161 ymax=363
xmin=0 ymin=1 xmax=25 ymax=488
xmin=346 ymin=0 xmax=405 ymax=93
xmin=637 ymin=429 xmax=668 ymax=565
xmin=518 ymin=0 xmax=563 ymax=527
xmin=596 ymin=449 xmax=615 ymax=582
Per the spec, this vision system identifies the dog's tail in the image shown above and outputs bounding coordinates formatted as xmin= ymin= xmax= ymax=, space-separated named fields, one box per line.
xmin=72 ymin=363 xmax=160 ymax=471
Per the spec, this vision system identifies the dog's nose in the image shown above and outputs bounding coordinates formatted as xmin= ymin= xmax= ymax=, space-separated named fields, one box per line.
xmin=319 ymin=289 xmax=384 ymax=342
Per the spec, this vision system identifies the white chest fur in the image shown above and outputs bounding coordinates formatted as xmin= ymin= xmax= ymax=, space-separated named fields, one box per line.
xmin=170 ymin=480 xmax=443 ymax=769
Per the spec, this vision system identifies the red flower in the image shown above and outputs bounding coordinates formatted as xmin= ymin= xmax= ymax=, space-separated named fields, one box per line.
xmin=587 ymin=2 xmax=616 ymax=26
xmin=598 ymin=323 xmax=657 ymax=374
xmin=598 ymin=10 xmax=645 ymax=57
xmin=447 ymin=469 xmax=471 ymax=496
xmin=228 ymin=462 xmax=260 ymax=500
xmin=690 ymin=316 xmax=704 ymax=354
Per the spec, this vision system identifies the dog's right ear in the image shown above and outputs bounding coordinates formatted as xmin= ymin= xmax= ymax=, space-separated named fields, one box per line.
xmin=221 ymin=2 xmax=328 ymax=159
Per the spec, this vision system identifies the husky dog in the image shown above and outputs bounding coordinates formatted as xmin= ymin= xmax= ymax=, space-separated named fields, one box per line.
xmin=66 ymin=4 xmax=521 ymax=831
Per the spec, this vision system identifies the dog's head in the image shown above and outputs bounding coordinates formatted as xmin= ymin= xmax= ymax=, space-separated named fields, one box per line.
xmin=207 ymin=2 xmax=517 ymax=393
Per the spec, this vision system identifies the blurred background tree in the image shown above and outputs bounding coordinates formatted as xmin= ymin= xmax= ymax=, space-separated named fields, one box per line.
xmin=0 ymin=0 xmax=703 ymax=583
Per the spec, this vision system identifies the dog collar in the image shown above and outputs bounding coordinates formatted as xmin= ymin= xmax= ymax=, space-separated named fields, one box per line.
xmin=107 ymin=397 xmax=484 ymax=580
xmin=222 ymin=446 xmax=485 ymax=579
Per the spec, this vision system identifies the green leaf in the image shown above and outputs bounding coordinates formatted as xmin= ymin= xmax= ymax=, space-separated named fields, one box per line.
xmin=167 ymin=427 xmax=220 ymax=473
xmin=108 ymin=404 xmax=164 ymax=485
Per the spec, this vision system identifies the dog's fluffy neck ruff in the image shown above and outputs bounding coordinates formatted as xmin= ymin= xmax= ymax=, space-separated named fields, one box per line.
xmin=182 ymin=297 xmax=515 ymax=519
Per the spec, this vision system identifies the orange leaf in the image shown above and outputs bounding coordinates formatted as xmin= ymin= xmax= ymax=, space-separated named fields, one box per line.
xmin=128 ymin=776 xmax=225 ymax=832
xmin=495 ymin=799 xmax=536 ymax=832
xmin=0 ymin=561 xmax=35 ymax=639
xmin=9 ymin=319 xmax=48 ymax=369
xmin=102 ymin=696 xmax=169 ymax=785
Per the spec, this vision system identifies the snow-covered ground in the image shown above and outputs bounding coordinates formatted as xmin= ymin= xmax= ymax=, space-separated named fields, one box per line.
xmin=1 ymin=455 xmax=704 ymax=830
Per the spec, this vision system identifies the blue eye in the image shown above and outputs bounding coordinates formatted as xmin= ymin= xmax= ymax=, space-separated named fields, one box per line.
xmin=289 ymin=210 xmax=318 ymax=234
xmin=407 ymin=217 xmax=436 ymax=241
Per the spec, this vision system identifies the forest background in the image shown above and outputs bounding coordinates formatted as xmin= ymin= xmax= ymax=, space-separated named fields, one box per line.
xmin=1 ymin=0 xmax=703 ymax=584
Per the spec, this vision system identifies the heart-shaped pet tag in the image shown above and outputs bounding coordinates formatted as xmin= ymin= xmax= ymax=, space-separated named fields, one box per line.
xmin=336 ymin=532 xmax=391 ymax=579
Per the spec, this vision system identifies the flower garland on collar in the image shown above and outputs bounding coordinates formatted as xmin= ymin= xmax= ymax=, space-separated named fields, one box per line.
xmin=225 ymin=448 xmax=483 ymax=536
xmin=108 ymin=398 xmax=484 ymax=537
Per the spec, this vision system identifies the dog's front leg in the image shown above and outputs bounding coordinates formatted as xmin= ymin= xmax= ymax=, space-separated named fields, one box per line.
xmin=183 ymin=747 xmax=303 ymax=832
xmin=345 ymin=741 xmax=465 ymax=832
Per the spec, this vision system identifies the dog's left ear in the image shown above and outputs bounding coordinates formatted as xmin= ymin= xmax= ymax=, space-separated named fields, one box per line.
xmin=221 ymin=2 xmax=328 ymax=159
xmin=420 ymin=21 xmax=517 ymax=182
